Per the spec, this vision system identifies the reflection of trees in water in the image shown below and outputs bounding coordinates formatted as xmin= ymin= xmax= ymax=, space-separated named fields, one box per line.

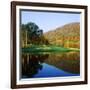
xmin=21 ymin=52 xmax=80 ymax=78
xmin=45 ymin=52 xmax=80 ymax=74
xmin=21 ymin=54 xmax=48 ymax=78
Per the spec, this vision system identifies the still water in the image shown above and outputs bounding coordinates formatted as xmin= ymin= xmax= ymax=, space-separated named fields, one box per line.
xmin=21 ymin=52 xmax=80 ymax=78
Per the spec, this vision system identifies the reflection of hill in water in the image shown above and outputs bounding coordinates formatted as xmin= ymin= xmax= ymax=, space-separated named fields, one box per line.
xmin=45 ymin=52 xmax=80 ymax=74
xmin=21 ymin=51 xmax=80 ymax=78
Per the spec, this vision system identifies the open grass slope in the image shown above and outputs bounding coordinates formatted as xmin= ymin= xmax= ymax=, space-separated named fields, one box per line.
xmin=22 ymin=45 xmax=79 ymax=53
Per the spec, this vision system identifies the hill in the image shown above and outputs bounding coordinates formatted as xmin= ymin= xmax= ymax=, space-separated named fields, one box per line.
xmin=44 ymin=22 xmax=80 ymax=48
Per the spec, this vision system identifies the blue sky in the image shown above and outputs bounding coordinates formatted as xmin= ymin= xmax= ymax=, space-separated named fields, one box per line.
xmin=21 ymin=10 xmax=80 ymax=33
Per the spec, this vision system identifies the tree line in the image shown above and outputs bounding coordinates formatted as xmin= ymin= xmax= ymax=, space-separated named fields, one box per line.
xmin=21 ymin=22 xmax=49 ymax=47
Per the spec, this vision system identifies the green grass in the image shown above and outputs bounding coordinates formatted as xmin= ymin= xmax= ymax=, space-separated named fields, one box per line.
xmin=22 ymin=45 xmax=80 ymax=53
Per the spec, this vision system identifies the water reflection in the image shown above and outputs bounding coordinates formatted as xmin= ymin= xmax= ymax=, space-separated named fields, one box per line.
xmin=21 ymin=54 xmax=48 ymax=78
xmin=21 ymin=51 xmax=80 ymax=78
xmin=45 ymin=52 xmax=80 ymax=74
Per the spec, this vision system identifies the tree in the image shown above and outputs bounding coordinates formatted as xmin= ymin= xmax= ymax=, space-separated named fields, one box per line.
xmin=21 ymin=22 xmax=49 ymax=47
xmin=21 ymin=24 xmax=28 ymax=47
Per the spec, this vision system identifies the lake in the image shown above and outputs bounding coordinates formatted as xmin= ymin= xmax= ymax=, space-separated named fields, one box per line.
xmin=21 ymin=51 xmax=80 ymax=78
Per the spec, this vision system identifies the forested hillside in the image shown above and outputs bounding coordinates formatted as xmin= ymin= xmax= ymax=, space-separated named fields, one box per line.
xmin=44 ymin=22 xmax=80 ymax=48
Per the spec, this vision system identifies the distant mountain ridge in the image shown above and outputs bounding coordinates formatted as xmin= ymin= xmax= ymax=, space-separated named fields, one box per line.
xmin=44 ymin=22 xmax=80 ymax=36
xmin=44 ymin=22 xmax=80 ymax=48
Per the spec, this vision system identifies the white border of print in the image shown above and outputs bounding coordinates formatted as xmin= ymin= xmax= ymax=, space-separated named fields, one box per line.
xmin=16 ymin=5 xmax=85 ymax=85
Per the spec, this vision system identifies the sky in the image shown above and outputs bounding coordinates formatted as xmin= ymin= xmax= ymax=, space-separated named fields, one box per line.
xmin=21 ymin=10 xmax=80 ymax=33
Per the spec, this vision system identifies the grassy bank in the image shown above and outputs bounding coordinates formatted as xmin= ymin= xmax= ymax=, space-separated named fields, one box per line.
xmin=22 ymin=45 xmax=80 ymax=53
